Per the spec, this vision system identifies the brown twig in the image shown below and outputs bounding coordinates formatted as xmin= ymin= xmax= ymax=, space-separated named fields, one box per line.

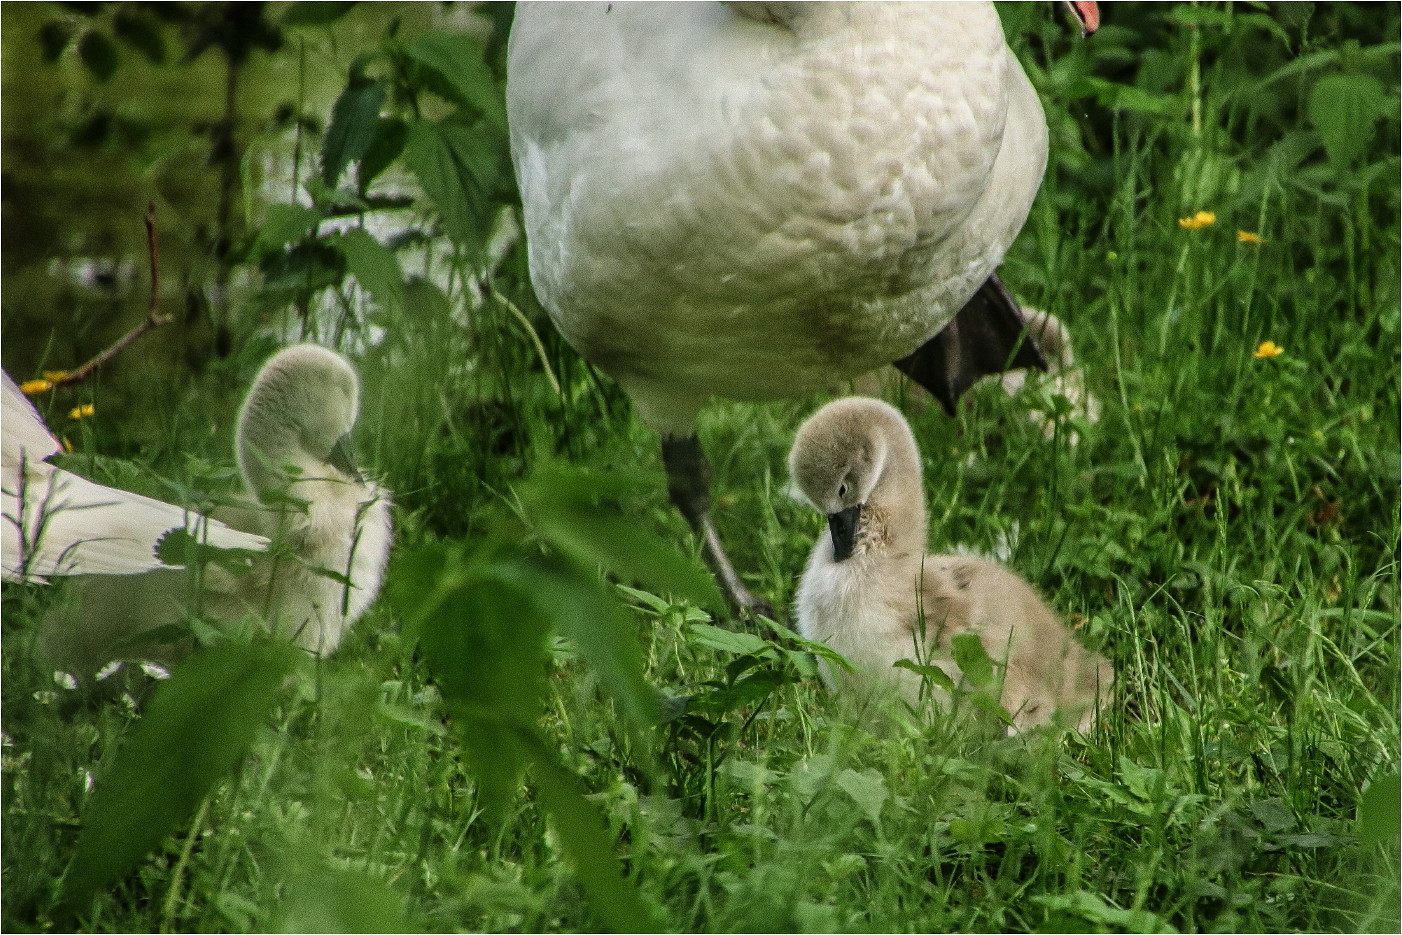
xmin=53 ymin=203 xmax=174 ymax=389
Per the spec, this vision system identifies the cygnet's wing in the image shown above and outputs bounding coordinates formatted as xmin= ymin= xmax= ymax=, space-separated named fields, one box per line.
xmin=2 ymin=372 xmax=267 ymax=582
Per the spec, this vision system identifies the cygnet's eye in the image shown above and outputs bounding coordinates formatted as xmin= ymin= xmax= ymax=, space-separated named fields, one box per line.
xmin=837 ymin=482 xmax=848 ymax=499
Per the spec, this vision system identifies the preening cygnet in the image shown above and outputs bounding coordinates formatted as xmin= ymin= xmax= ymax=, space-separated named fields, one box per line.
xmin=38 ymin=345 xmax=392 ymax=675
xmin=3 ymin=372 xmax=268 ymax=583
xmin=789 ymin=397 xmax=1111 ymax=732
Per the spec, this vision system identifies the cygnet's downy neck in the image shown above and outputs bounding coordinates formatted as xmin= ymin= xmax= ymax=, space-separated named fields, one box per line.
xmin=790 ymin=398 xmax=928 ymax=565
xmin=235 ymin=346 xmax=361 ymax=503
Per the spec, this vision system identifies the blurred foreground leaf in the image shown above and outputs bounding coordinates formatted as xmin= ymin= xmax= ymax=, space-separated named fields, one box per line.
xmin=63 ymin=641 xmax=301 ymax=908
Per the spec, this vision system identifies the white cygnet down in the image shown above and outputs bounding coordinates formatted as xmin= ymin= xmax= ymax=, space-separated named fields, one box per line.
xmin=789 ymin=397 xmax=1112 ymax=732
xmin=38 ymin=345 xmax=392 ymax=675
xmin=3 ymin=372 xmax=268 ymax=583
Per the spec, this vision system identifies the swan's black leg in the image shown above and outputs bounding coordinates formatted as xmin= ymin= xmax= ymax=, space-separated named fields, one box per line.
xmin=661 ymin=434 xmax=775 ymax=619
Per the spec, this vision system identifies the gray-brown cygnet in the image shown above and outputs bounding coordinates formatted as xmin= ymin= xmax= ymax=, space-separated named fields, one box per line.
xmin=39 ymin=345 xmax=392 ymax=675
xmin=789 ymin=397 xmax=1111 ymax=732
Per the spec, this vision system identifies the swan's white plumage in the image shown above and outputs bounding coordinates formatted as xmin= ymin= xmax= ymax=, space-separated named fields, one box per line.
xmin=790 ymin=397 xmax=1111 ymax=732
xmin=2 ymin=373 xmax=268 ymax=583
xmin=507 ymin=1 xmax=1049 ymax=433
xmin=37 ymin=345 xmax=392 ymax=673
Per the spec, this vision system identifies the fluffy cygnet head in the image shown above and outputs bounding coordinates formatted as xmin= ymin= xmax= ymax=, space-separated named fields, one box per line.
xmin=236 ymin=344 xmax=362 ymax=500
xmin=788 ymin=397 xmax=923 ymax=561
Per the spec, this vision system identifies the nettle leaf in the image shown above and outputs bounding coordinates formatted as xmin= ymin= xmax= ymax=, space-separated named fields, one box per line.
xmin=322 ymin=78 xmax=388 ymax=188
xmin=402 ymin=117 xmax=508 ymax=249
xmin=154 ymin=527 xmax=265 ymax=576
xmin=686 ymin=623 xmax=769 ymax=657
xmin=63 ymin=641 xmax=301 ymax=907
xmin=359 ymin=117 xmax=408 ymax=191
xmin=335 ymin=227 xmax=405 ymax=314
xmin=1309 ymin=73 xmax=1391 ymax=168
xmin=404 ymin=32 xmax=508 ymax=129
xmin=252 ymin=203 xmax=322 ymax=255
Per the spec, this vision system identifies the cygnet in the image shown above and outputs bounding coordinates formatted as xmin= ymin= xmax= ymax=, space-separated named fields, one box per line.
xmin=789 ymin=397 xmax=1111 ymax=732
xmin=38 ymin=345 xmax=392 ymax=675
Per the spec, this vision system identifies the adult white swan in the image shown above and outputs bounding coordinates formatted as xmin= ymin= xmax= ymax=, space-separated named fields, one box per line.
xmin=507 ymin=1 xmax=1097 ymax=610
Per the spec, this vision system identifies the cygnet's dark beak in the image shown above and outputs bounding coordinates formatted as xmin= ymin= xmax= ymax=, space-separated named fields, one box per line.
xmin=327 ymin=433 xmax=363 ymax=480
xmin=828 ymin=504 xmax=862 ymax=562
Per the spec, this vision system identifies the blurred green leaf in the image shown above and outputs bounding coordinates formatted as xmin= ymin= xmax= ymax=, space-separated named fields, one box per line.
xmin=63 ymin=641 xmax=301 ymax=907
xmin=322 ymin=78 xmax=387 ymax=187
xmin=77 ymin=30 xmax=118 ymax=82
xmin=1308 ymin=73 xmax=1391 ymax=167
xmin=38 ymin=19 xmax=77 ymax=62
xmin=275 ymin=866 xmax=415 ymax=933
xmin=335 ymin=228 xmax=405 ymax=314
xmin=686 ymin=623 xmax=768 ymax=657
xmin=404 ymin=33 xmax=508 ymax=129
xmin=1359 ymin=770 xmax=1401 ymax=847
xmin=112 ymin=9 xmax=166 ymax=65
xmin=950 ymin=633 xmax=995 ymax=688
xmin=893 ymin=658 xmax=957 ymax=693
xmin=520 ymin=466 xmax=724 ymax=612
xmin=835 ymin=768 xmax=888 ymax=826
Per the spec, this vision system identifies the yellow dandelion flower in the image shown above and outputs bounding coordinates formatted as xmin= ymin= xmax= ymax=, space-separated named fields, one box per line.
xmin=68 ymin=403 xmax=95 ymax=421
xmin=1177 ymin=210 xmax=1216 ymax=230
xmin=42 ymin=370 xmax=69 ymax=382
xmin=1254 ymin=340 xmax=1284 ymax=359
xmin=20 ymin=378 xmax=53 ymax=395
xmin=1237 ymin=230 xmax=1265 ymax=244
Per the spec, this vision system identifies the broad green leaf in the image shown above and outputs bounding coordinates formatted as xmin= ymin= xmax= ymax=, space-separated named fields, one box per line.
xmin=501 ymin=557 xmax=659 ymax=753
xmin=335 ymin=228 xmax=405 ymax=314
xmin=63 ymin=641 xmax=301 ymax=907
xmin=1308 ymin=73 xmax=1391 ymax=168
xmin=950 ymin=633 xmax=995 ymax=688
xmin=359 ymin=117 xmax=408 ymax=191
xmin=404 ymin=33 xmax=508 ymax=129
xmin=893 ymin=658 xmax=957 ymax=693
xmin=835 ymin=768 xmax=888 ymax=826
xmin=686 ymin=623 xmax=769 ymax=657
xmin=253 ymin=204 xmax=322 ymax=255
xmin=322 ymin=78 xmax=388 ymax=187
xmin=402 ymin=118 xmax=507 ymax=249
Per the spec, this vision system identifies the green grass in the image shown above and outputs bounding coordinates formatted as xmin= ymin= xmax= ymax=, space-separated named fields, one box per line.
xmin=3 ymin=3 xmax=1399 ymax=932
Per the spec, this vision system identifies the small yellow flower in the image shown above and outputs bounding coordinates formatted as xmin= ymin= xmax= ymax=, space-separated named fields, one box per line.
xmin=1254 ymin=340 xmax=1284 ymax=359
xmin=20 ymin=379 xmax=53 ymax=395
xmin=42 ymin=370 xmax=69 ymax=382
xmin=1237 ymin=230 xmax=1265 ymax=244
xmin=68 ymin=403 xmax=95 ymax=421
xmin=1178 ymin=210 xmax=1217 ymax=230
